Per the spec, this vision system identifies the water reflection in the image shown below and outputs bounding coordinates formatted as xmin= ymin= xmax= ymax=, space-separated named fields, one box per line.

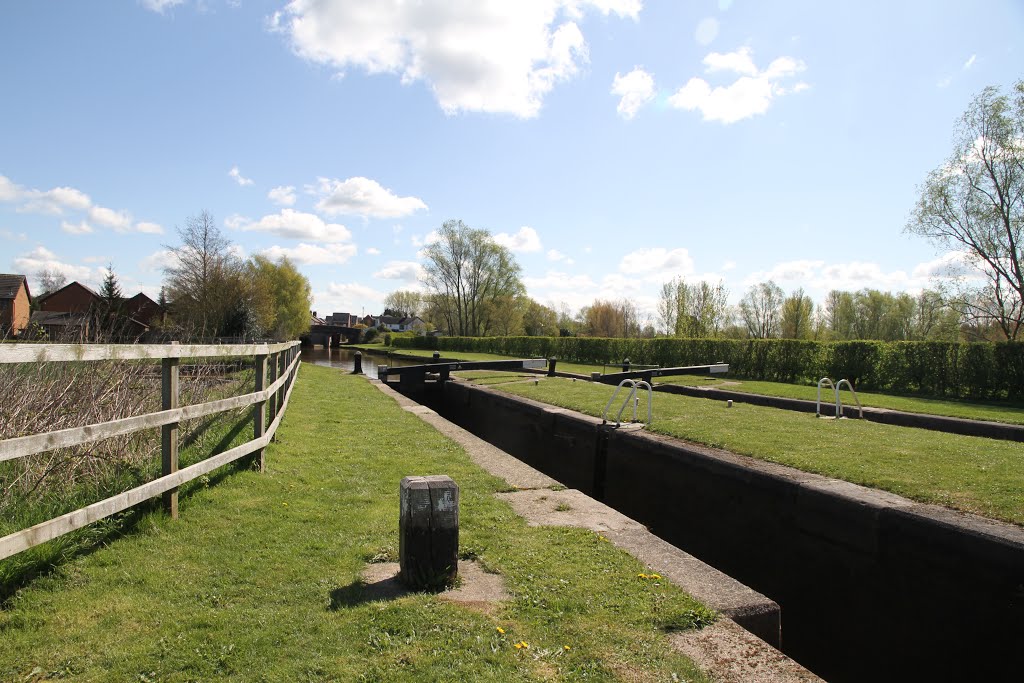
xmin=301 ymin=346 xmax=420 ymax=374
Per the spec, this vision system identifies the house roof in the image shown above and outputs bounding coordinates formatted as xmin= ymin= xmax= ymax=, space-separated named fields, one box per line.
xmin=0 ymin=274 xmax=30 ymax=300
xmin=29 ymin=311 xmax=89 ymax=327
xmin=37 ymin=280 xmax=101 ymax=304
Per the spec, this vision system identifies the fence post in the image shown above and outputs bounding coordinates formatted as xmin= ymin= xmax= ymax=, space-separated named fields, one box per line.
xmin=253 ymin=349 xmax=268 ymax=472
xmin=161 ymin=342 xmax=180 ymax=518
xmin=267 ymin=349 xmax=279 ymax=427
xmin=274 ymin=349 xmax=287 ymax=440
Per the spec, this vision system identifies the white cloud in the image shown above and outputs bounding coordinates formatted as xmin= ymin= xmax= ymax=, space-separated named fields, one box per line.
xmin=135 ymin=221 xmax=164 ymax=234
xmin=140 ymin=0 xmax=185 ymax=13
xmin=548 ymin=249 xmax=580 ymax=266
xmin=365 ymin=247 xmax=382 ymax=256
xmin=618 ymin=247 xmax=695 ymax=276
xmin=232 ymin=209 xmax=353 ymax=243
xmin=694 ymin=17 xmax=719 ymax=46
xmin=611 ymin=67 xmax=655 ymax=120
xmin=2 ymin=174 xmax=159 ymax=234
xmin=88 ymin=206 xmax=133 ymax=232
xmin=669 ymin=46 xmax=808 ymax=124
xmin=315 ymin=282 xmax=387 ymax=315
xmin=0 ymin=175 xmax=23 ymax=202
xmin=373 ymin=260 xmax=425 ymax=282
xmin=229 ymin=165 xmax=254 ymax=186
xmin=140 ymin=249 xmax=180 ymax=272
xmin=60 ymin=220 xmax=94 ymax=235
xmin=911 ymin=251 xmax=984 ymax=280
xmin=311 ymin=176 xmax=427 ymax=219
xmin=270 ymin=0 xmax=639 ymax=118
xmin=260 ymin=242 xmax=357 ymax=265
xmin=268 ymin=185 xmax=297 ymax=206
xmin=411 ymin=230 xmax=440 ymax=248
xmin=14 ymin=246 xmax=96 ymax=287
xmin=524 ymin=270 xmax=598 ymax=292
xmin=493 ymin=226 xmax=542 ymax=253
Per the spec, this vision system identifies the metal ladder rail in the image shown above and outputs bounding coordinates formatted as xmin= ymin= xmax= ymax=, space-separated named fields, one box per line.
xmin=834 ymin=379 xmax=864 ymax=419
xmin=602 ymin=379 xmax=653 ymax=427
xmin=816 ymin=378 xmax=835 ymax=417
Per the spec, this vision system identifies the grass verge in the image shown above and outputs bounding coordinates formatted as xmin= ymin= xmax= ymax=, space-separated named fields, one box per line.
xmin=662 ymin=376 xmax=1024 ymax=425
xmin=0 ymin=364 xmax=714 ymax=682
xmin=471 ymin=374 xmax=1024 ymax=526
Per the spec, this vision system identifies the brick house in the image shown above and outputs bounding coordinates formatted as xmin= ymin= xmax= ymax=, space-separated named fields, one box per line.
xmin=32 ymin=282 xmax=166 ymax=341
xmin=0 ymin=274 xmax=32 ymax=337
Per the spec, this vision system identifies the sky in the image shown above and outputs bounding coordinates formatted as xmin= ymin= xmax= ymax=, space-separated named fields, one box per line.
xmin=2 ymin=1 xmax=1022 ymax=327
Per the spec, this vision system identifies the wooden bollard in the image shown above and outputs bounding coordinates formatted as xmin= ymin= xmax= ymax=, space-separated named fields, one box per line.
xmin=432 ymin=351 xmax=441 ymax=362
xmin=353 ymin=351 xmax=363 ymax=374
xmin=399 ymin=475 xmax=459 ymax=590
xmin=548 ymin=357 xmax=557 ymax=377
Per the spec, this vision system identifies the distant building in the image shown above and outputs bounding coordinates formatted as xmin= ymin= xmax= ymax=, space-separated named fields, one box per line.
xmin=323 ymin=311 xmax=358 ymax=327
xmin=0 ymin=274 xmax=32 ymax=337
xmin=31 ymin=281 xmax=166 ymax=341
xmin=376 ymin=315 xmax=426 ymax=332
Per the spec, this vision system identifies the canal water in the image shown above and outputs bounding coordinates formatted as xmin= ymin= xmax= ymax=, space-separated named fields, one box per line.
xmin=301 ymin=346 xmax=420 ymax=374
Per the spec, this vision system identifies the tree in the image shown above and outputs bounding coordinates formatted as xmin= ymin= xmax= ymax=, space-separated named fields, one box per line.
xmin=739 ymin=281 xmax=784 ymax=338
xmin=523 ymin=299 xmax=559 ymax=336
xmin=906 ymin=80 xmax=1024 ymax=340
xmin=779 ymin=288 xmax=814 ymax=339
xmin=422 ymin=220 xmax=524 ymax=336
xmin=247 ymin=255 xmax=313 ymax=340
xmin=98 ymin=263 xmax=125 ymax=337
xmin=36 ymin=268 xmax=66 ymax=298
xmin=383 ymin=290 xmax=424 ymax=318
xmin=581 ymin=299 xmax=639 ymax=338
xmin=163 ymin=211 xmax=245 ymax=339
xmin=658 ymin=277 xmax=729 ymax=337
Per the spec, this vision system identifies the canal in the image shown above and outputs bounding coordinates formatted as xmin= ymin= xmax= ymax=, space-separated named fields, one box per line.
xmin=301 ymin=346 xmax=421 ymax=374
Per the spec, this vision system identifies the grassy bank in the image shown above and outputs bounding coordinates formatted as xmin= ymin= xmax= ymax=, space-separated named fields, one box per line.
xmin=664 ymin=376 xmax=1024 ymax=426
xmin=0 ymin=364 xmax=713 ymax=682
xmin=464 ymin=373 xmax=1024 ymax=526
xmin=365 ymin=345 xmax=1024 ymax=425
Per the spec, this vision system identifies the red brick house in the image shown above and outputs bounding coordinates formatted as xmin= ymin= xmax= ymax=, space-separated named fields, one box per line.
xmin=0 ymin=274 xmax=32 ymax=337
xmin=32 ymin=282 xmax=167 ymax=341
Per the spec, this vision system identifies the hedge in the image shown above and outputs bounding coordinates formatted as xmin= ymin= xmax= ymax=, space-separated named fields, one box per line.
xmin=392 ymin=336 xmax=1024 ymax=400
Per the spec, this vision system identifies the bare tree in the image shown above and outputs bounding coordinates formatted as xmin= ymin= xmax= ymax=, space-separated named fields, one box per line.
xmin=163 ymin=211 xmax=244 ymax=339
xmin=739 ymin=281 xmax=784 ymax=338
xmin=35 ymin=268 xmax=67 ymax=298
xmin=906 ymin=80 xmax=1024 ymax=340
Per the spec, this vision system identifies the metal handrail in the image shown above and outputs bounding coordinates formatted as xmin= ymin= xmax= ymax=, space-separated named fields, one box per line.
xmin=602 ymin=379 xmax=653 ymax=427
xmin=817 ymin=377 xmax=863 ymax=419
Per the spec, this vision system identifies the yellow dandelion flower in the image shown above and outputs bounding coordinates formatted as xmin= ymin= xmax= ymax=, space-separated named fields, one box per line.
xmin=638 ymin=573 xmax=648 ymax=579
xmin=521 ymin=641 xmax=530 ymax=649
xmin=282 ymin=502 xmax=289 ymax=507
xmin=514 ymin=643 xmax=523 ymax=650
xmin=651 ymin=573 xmax=662 ymax=580
xmin=496 ymin=627 xmax=505 ymax=634
xmin=563 ymin=645 xmax=571 ymax=650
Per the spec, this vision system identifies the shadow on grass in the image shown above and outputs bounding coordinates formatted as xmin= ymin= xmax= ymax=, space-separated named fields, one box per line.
xmin=329 ymin=566 xmax=446 ymax=610
xmin=1 ymin=413 xmax=259 ymax=608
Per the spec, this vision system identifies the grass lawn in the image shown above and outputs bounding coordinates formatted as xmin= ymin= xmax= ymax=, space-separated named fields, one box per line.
xmin=356 ymin=346 xmax=1024 ymax=425
xmin=0 ymin=363 xmax=713 ymax=682
xmin=466 ymin=374 xmax=1024 ymax=527
xmin=661 ymin=376 xmax=1024 ymax=426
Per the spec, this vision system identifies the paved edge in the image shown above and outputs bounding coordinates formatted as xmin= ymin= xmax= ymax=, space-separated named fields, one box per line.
xmin=367 ymin=377 xmax=824 ymax=683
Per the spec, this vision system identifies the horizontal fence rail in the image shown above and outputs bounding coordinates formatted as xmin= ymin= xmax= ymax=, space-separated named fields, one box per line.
xmin=0 ymin=341 xmax=301 ymax=562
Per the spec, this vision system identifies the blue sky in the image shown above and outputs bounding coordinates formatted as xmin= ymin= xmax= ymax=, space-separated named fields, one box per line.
xmin=2 ymin=1 xmax=1021 ymax=325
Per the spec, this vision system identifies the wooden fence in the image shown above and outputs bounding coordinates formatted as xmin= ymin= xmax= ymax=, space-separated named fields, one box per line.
xmin=0 ymin=341 xmax=301 ymax=561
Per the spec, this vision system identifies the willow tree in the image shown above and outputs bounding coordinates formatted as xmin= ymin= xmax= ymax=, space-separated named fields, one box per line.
xmin=906 ymin=80 xmax=1024 ymax=340
xmin=422 ymin=220 xmax=523 ymax=336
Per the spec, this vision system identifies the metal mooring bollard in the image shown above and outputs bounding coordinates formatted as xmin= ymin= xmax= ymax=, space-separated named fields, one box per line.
xmin=353 ymin=351 xmax=363 ymax=374
xmin=399 ymin=475 xmax=459 ymax=590
xmin=432 ymin=351 xmax=441 ymax=362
